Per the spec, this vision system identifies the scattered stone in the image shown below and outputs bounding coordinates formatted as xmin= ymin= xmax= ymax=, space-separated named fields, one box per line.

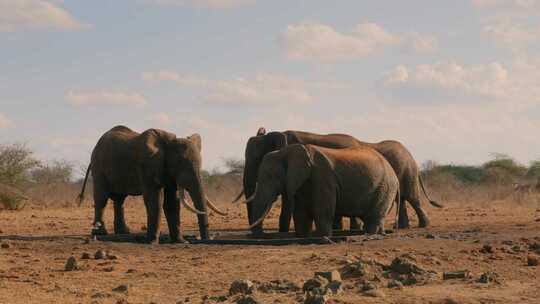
xmin=116 ymin=299 xmax=129 ymax=304
xmin=229 ymin=279 xmax=254 ymax=295
xmin=390 ymin=255 xmax=425 ymax=275
xmin=362 ymin=289 xmax=385 ymax=298
xmin=387 ymin=280 xmax=404 ymax=290
xmin=106 ymin=252 xmax=118 ymax=260
xmin=302 ymin=276 xmax=329 ymax=293
xmin=443 ymin=270 xmax=472 ymax=280
xmin=64 ymin=256 xmax=79 ymax=271
xmin=304 ymin=292 xmax=328 ymax=304
xmin=314 ymin=270 xmax=342 ymax=283
xmin=527 ymin=255 xmax=539 ymax=266
xmin=126 ymin=269 xmax=137 ymax=274
xmin=257 ymin=279 xmax=300 ymax=294
xmin=478 ymin=271 xmax=502 ymax=284
xmin=103 ymin=266 xmax=115 ymax=272
xmin=91 ymin=292 xmax=111 ymax=299
xmin=530 ymin=243 xmax=540 ymax=254
xmin=81 ymin=252 xmax=91 ymax=259
xmin=326 ymin=281 xmax=343 ymax=295
xmin=112 ymin=284 xmax=129 ymax=293
xmin=1 ymin=242 xmax=10 ymax=249
xmin=359 ymin=282 xmax=377 ymax=291
xmin=425 ymin=233 xmax=436 ymax=239
xmin=480 ymin=244 xmax=494 ymax=254
xmin=94 ymin=250 xmax=106 ymax=260
xmin=235 ymin=295 xmax=259 ymax=304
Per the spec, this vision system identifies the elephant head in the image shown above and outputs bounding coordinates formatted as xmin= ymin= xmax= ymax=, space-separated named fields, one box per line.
xmin=140 ymin=129 xmax=225 ymax=239
xmin=241 ymin=128 xmax=288 ymax=225
xmin=245 ymin=144 xmax=313 ymax=234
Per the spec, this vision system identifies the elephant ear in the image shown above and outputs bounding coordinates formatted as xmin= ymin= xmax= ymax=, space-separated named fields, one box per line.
xmin=187 ymin=133 xmax=202 ymax=152
xmin=284 ymin=144 xmax=313 ymax=214
xmin=256 ymin=127 xmax=266 ymax=136
xmin=136 ymin=129 xmax=177 ymax=186
xmin=266 ymin=131 xmax=288 ymax=151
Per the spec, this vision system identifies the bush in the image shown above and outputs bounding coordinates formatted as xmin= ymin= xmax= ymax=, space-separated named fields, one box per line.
xmin=0 ymin=143 xmax=40 ymax=188
xmin=31 ymin=159 xmax=75 ymax=184
xmin=0 ymin=183 xmax=28 ymax=210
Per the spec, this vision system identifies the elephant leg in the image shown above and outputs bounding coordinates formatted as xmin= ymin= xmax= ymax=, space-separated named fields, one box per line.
xmin=349 ymin=217 xmax=362 ymax=231
xmin=246 ymin=203 xmax=254 ymax=225
xmin=293 ymin=204 xmax=312 ymax=237
xmin=92 ymin=182 xmax=109 ymax=236
xmin=142 ymin=187 xmax=162 ymax=244
xmin=407 ymin=197 xmax=431 ymax=228
xmin=187 ymin=189 xmax=209 ymax=240
xmin=164 ymin=185 xmax=183 ymax=243
xmin=332 ymin=216 xmax=344 ymax=230
xmin=397 ymin=197 xmax=410 ymax=229
xmin=112 ymin=195 xmax=130 ymax=234
xmin=278 ymin=194 xmax=292 ymax=233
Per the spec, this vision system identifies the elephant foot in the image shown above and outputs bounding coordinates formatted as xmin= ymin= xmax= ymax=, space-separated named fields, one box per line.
xmin=114 ymin=225 xmax=131 ymax=235
xmin=396 ymin=217 xmax=410 ymax=229
xmin=418 ymin=218 xmax=430 ymax=228
xmin=145 ymin=237 xmax=159 ymax=245
xmin=91 ymin=222 xmax=108 ymax=236
xmin=170 ymin=236 xmax=188 ymax=244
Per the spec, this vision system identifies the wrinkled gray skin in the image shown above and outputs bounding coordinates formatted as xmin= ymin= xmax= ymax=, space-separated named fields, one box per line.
xmin=78 ymin=126 xmax=209 ymax=243
xmin=250 ymin=144 xmax=399 ymax=237
xmin=243 ymin=128 xmax=440 ymax=232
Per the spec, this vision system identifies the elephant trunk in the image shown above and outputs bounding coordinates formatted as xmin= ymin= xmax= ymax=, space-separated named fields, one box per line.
xmin=243 ymin=162 xmax=257 ymax=224
xmin=184 ymin=174 xmax=209 ymax=240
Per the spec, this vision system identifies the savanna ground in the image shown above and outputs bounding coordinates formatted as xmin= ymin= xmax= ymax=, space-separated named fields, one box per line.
xmin=1 ymin=181 xmax=540 ymax=304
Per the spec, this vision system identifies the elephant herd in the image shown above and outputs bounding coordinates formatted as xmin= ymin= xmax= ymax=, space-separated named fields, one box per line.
xmin=78 ymin=125 xmax=442 ymax=244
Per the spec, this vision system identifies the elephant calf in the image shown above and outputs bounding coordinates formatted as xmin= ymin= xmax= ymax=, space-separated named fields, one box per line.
xmin=245 ymin=144 xmax=399 ymax=237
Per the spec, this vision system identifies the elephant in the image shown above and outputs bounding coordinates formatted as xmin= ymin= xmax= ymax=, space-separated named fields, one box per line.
xmin=78 ymin=126 xmax=227 ymax=243
xmin=236 ymin=128 xmax=441 ymax=232
xmin=245 ymin=144 xmax=399 ymax=237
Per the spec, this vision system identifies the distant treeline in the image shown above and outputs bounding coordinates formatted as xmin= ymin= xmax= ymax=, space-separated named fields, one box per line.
xmin=421 ymin=153 xmax=540 ymax=185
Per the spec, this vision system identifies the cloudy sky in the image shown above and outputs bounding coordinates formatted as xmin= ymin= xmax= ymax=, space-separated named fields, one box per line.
xmin=1 ymin=0 xmax=540 ymax=171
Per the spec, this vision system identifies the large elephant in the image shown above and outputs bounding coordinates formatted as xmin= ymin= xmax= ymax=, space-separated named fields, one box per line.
xmin=78 ymin=126 xmax=226 ymax=243
xmin=246 ymin=144 xmax=399 ymax=237
xmin=237 ymin=128 xmax=441 ymax=231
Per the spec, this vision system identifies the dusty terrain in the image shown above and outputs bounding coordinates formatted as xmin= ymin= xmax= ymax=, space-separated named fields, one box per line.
xmin=1 ymin=196 xmax=540 ymax=304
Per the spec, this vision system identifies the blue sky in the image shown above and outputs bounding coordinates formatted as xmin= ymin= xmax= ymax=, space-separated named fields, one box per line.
xmin=1 ymin=0 xmax=540 ymax=172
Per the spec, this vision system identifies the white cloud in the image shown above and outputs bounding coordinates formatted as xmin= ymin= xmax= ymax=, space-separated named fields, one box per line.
xmin=482 ymin=19 xmax=540 ymax=48
xmin=66 ymin=90 xmax=147 ymax=107
xmin=148 ymin=0 xmax=254 ymax=9
xmin=0 ymin=113 xmax=13 ymax=129
xmin=383 ymin=62 xmax=513 ymax=100
xmin=472 ymin=0 xmax=540 ymax=12
xmin=0 ymin=0 xmax=87 ymax=32
xmin=281 ymin=22 xmax=437 ymax=63
xmin=143 ymin=70 xmax=324 ymax=105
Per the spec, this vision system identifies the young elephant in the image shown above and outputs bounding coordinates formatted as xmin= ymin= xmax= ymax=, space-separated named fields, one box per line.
xmin=245 ymin=144 xmax=399 ymax=237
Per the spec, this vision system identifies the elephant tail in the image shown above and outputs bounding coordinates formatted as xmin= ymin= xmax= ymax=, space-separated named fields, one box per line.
xmin=419 ymin=175 xmax=444 ymax=208
xmin=394 ymin=186 xmax=400 ymax=231
xmin=77 ymin=162 xmax=91 ymax=207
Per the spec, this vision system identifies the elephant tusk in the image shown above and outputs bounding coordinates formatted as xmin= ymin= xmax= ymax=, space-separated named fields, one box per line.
xmin=205 ymin=196 xmax=228 ymax=216
xmin=240 ymin=193 xmax=256 ymax=205
xmin=231 ymin=189 xmax=244 ymax=203
xmin=239 ymin=184 xmax=257 ymax=204
xmin=248 ymin=204 xmax=272 ymax=230
xmin=181 ymin=198 xmax=206 ymax=215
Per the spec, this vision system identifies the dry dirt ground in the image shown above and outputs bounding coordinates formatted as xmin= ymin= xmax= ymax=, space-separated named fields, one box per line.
xmin=1 ymin=197 xmax=540 ymax=304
